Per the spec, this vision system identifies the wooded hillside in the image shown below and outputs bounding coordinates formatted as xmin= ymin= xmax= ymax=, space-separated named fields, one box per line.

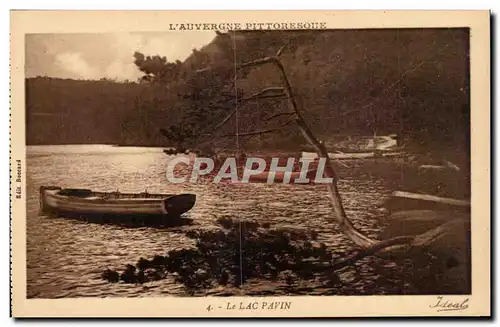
xmin=26 ymin=28 xmax=469 ymax=165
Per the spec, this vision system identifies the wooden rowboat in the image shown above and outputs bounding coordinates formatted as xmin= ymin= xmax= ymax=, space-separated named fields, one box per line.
xmin=39 ymin=186 xmax=196 ymax=223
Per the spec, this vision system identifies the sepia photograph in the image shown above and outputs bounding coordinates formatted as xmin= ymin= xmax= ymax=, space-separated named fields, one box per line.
xmin=10 ymin=10 xmax=490 ymax=317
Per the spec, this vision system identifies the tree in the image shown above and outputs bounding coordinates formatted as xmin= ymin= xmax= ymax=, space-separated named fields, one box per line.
xmin=174 ymin=34 xmax=469 ymax=270
xmin=133 ymin=51 xmax=182 ymax=83
xmin=133 ymin=29 xmax=469 ymax=163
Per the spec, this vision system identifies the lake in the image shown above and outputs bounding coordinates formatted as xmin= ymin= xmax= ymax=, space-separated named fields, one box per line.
xmin=27 ymin=145 xmax=438 ymax=298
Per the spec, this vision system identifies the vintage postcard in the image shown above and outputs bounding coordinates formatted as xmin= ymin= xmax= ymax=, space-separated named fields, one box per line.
xmin=10 ymin=10 xmax=490 ymax=317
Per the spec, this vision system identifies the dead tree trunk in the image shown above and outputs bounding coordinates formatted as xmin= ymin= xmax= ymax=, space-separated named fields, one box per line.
xmin=235 ymin=51 xmax=414 ymax=255
xmin=190 ymin=45 xmax=418 ymax=263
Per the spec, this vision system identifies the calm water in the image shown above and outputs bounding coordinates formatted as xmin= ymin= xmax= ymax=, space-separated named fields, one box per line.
xmin=27 ymin=145 xmax=414 ymax=298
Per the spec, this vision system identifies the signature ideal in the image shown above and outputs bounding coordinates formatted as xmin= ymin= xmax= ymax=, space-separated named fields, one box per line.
xmin=430 ymin=296 xmax=470 ymax=312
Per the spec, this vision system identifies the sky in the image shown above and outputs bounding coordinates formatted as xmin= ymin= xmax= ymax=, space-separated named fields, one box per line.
xmin=25 ymin=32 xmax=216 ymax=81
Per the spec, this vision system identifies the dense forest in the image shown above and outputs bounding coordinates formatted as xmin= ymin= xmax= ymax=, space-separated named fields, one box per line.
xmin=26 ymin=28 xmax=470 ymax=165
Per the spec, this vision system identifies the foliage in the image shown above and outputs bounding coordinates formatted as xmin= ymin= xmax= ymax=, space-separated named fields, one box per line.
xmin=25 ymin=77 xmax=167 ymax=146
xmin=102 ymin=218 xmax=332 ymax=289
xmin=133 ymin=52 xmax=183 ymax=83
xmin=101 ymin=217 xmax=469 ymax=295
xmin=131 ymin=29 xmax=470 ymax=164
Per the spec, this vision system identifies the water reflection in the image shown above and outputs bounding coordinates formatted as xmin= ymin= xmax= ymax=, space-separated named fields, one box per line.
xmin=27 ymin=145 xmax=404 ymax=298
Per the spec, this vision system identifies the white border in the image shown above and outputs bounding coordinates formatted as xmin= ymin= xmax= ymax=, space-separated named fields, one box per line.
xmin=3 ymin=2 xmax=496 ymax=325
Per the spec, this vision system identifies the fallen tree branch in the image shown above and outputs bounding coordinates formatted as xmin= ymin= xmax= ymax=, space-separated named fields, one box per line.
xmin=332 ymin=236 xmax=414 ymax=270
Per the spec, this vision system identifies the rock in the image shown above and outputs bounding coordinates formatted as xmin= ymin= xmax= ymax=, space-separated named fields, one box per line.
xmin=150 ymin=255 xmax=168 ymax=267
xmin=137 ymin=270 xmax=146 ymax=284
xmin=120 ymin=270 xmax=137 ymax=284
xmin=137 ymin=257 xmax=151 ymax=271
xmin=125 ymin=264 xmax=136 ymax=273
xmin=381 ymin=209 xmax=469 ymax=240
xmin=413 ymin=219 xmax=470 ymax=260
xmin=261 ymin=222 xmax=271 ymax=229
xmin=148 ymin=270 xmax=166 ymax=281
xmin=101 ymin=269 xmax=119 ymax=283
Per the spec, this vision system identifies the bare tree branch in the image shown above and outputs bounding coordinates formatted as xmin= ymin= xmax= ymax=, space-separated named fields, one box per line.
xmin=218 ymin=120 xmax=294 ymax=137
xmin=243 ymin=87 xmax=285 ymax=100
xmin=238 ymin=56 xmax=276 ymax=69
xmin=171 ymin=44 xmax=419 ymax=262
xmin=191 ymin=62 xmax=288 ymax=141
xmin=276 ymin=45 xmax=286 ymax=57
xmin=195 ymin=67 xmax=210 ymax=74
xmin=236 ymin=54 xmax=412 ymax=249
xmin=263 ymin=112 xmax=295 ymax=122
xmin=332 ymin=236 xmax=414 ymax=270
xmin=244 ymin=94 xmax=288 ymax=102
xmin=209 ymin=108 xmax=239 ymax=135
xmin=196 ymin=56 xmax=276 ymax=76
xmin=309 ymin=235 xmax=415 ymax=271
xmin=200 ymin=87 xmax=287 ymax=139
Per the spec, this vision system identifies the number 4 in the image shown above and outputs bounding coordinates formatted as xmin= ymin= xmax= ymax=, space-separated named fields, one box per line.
xmin=206 ymin=305 xmax=212 ymax=312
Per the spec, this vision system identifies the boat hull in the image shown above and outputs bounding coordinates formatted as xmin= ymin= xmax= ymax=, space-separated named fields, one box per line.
xmin=39 ymin=186 xmax=196 ymax=224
